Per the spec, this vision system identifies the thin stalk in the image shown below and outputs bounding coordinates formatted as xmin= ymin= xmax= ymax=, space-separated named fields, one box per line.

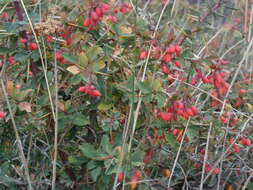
xmin=51 ymin=48 xmax=59 ymax=190
xmin=127 ymin=0 xmax=170 ymax=153
xmin=167 ymin=118 xmax=191 ymax=188
xmin=199 ymin=122 xmax=212 ymax=190
xmin=0 ymin=79 xmax=33 ymax=190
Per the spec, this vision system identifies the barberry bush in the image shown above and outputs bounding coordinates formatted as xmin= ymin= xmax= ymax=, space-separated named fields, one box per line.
xmin=0 ymin=0 xmax=253 ymax=189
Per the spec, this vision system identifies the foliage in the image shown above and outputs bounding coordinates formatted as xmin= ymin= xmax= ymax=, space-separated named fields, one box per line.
xmin=0 ymin=0 xmax=253 ymax=190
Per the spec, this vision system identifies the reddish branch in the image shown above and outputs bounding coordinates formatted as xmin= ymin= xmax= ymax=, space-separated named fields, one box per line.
xmin=178 ymin=0 xmax=222 ymax=45
xmin=200 ymin=0 xmax=222 ymax=22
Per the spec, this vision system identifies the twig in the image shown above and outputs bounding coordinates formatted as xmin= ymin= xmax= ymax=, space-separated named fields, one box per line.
xmin=200 ymin=122 xmax=212 ymax=190
xmin=0 ymin=78 xmax=33 ymax=190
xmin=178 ymin=0 xmax=223 ymax=45
xmin=167 ymin=118 xmax=191 ymax=188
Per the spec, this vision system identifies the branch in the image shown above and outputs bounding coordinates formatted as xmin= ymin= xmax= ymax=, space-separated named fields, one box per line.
xmin=178 ymin=0 xmax=223 ymax=45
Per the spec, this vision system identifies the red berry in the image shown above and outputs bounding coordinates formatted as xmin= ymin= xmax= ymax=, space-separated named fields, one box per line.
xmin=1 ymin=12 xmax=9 ymax=20
xmin=66 ymin=38 xmax=73 ymax=45
xmin=134 ymin=169 xmax=142 ymax=178
xmin=91 ymin=11 xmax=99 ymax=21
xmin=186 ymin=108 xmax=194 ymax=117
xmin=83 ymin=18 xmax=91 ymax=27
xmin=213 ymin=168 xmax=220 ymax=175
xmin=0 ymin=111 xmax=5 ymax=119
xmin=233 ymin=144 xmax=241 ymax=153
xmin=191 ymin=75 xmax=199 ymax=85
xmin=95 ymin=7 xmax=103 ymax=18
xmin=166 ymin=46 xmax=176 ymax=54
xmin=143 ymin=156 xmax=151 ymax=164
xmin=200 ymin=148 xmax=206 ymax=155
xmin=107 ymin=15 xmax=118 ymax=23
xmin=194 ymin=162 xmax=201 ymax=169
xmin=191 ymin=106 xmax=198 ymax=115
xmin=229 ymin=138 xmax=235 ymax=144
xmin=201 ymin=77 xmax=209 ymax=83
xmin=90 ymin=90 xmax=102 ymax=97
xmin=159 ymin=112 xmax=173 ymax=121
xmin=8 ymin=56 xmax=16 ymax=65
xmin=20 ymin=38 xmax=27 ymax=44
xmin=78 ymin=86 xmax=86 ymax=93
xmin=162 ymin=65 xmax=169 ymax=74
xmin=174 ymin=101 xmax=184 ymax=109
xmin=173 ymin=60 xmax=181 ymax=68
xmin=172 ymin=129 xmax=178 ymax=136
xmin=205 ymin=165 xmax=211 ymax=172
xmin=101 ymin=3 xmax=111 ymax=13
xmin=88 ymin=85 xmax=96 ymax=90
xmin=240 ymin=89 xmax=247 ymax=94
xmin=242 ymin=138 xmax=251 ymax=146
xmin=175 ymin=45 xmax=182 ymax=56
xmin=162 ymin=53 xmax=173 ymax=63
xmin=130 ymin=176 xmax=138 ymax=189
xmin=56 ymin=51 xmax=64 ymax=62
xmin=29 ymin=42 xmax=38 ymax=51
xmin=118 ymin=172 xmax=124 ymax=182
xmin=46 ymin=36 xmax=54 ymax=43
xmin=139 ymin=51 xmax=148 ymax=60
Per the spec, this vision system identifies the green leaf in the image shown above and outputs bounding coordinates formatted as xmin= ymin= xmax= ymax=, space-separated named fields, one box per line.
xmin=87 ymin=160 xmax=97 ymax=170
xmin=79 ymin=143 xmax=99 ymax=159
xmin=31 ymin=51 xmax=40 ymax=61
xmin=87 ymin=46 xmax=102 ymax=62
xmin=38 ymin=95 xmax=49 ymax=106
xmin=68 ymin=156 xmax=87 ymax=165
xmin=100 ymin=135 xmax=113 ymax=154
xmin=80 ymin=143 xmax=108 ymax=159
xmin=69 ymin=74 xmax=82 ymax=85
xmin=98 ymin=102 xmax=113 ymax=111
xmin=0 ymin=47 xmax=11 ymax=54
xmin=186 ymin=126 xmax=199 ymax=142
xmin=14 ymin=53 xmax=29 ymax=62
xmin=89 ymin=60 xmax=106 ymax=72
xmin=63 ymin=52 xmax=78 ymax=63
xmin=246 ymin=183 xmax=253 ymax=189
xmin=131 ymin=151 xmax=145 ymax=163
xmin=137 ymin=82 xmax=152 ymax=94
xmin=3 ymin=22 xmax=21 ymax=32
xmin=155 ymin=93 xmax=167 ymax=108
xmin=90 ymin=167 xmax=101 ymax=181
xmin=151 ymin=79 xmax=162 ymax=91
xmin=165 ymin=133 xmax=179 ymax=150
xmin=72 ymin=114 xmax=90 ymax=126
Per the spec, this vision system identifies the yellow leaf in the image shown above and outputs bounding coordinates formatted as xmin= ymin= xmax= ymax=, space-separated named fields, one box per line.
xmin=19 ymin=102 xmax=32 ymax=113
xmin=120 ymin=26 xmax=132 ymax=34
xmin=247 ymin=103 xmax=253 ymax=112
xmin=6 ymin=80 xmax=14 ymax=94
xmin=79 ymin=52 xmax=89 ymax=67
xmin=57 ymin=101 xmax=65 ymax=111
xmin=67 ymin=66 xmax=81 ymax=75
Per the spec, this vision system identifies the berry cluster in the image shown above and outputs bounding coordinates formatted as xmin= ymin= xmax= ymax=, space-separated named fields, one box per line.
xmin=78 ymin=84 xmax=102 ymax=97
xmin=83 ymin=3 xmax=111 ymax=28
xmin=159 ymin=100 xmax=198 ymax=122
